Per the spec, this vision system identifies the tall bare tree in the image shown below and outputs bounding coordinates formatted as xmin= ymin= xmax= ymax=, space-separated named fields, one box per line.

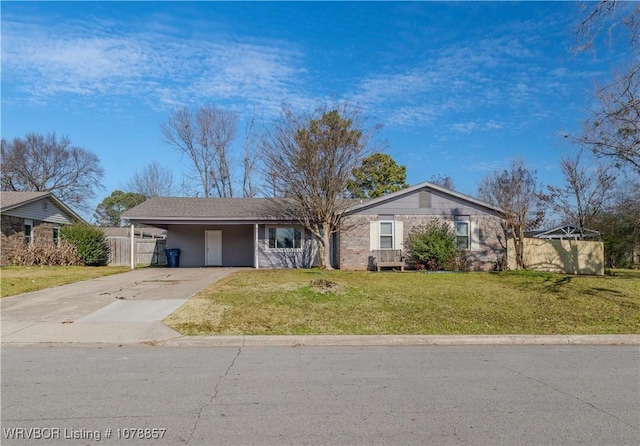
xmin=261 ymin=104 xmax=376 ymax=269
xmin=242 ymin=111 xmax=259 ymax=198
xmin=478 ymin=158 xmax=547 ymax=269
xmin=1 ymin=132 xmax=104 ymax=211
xmin=548 ymin=149 xmax=617 ymax=228
xmin=573 ymin=67 xmax=640 ymax=172
xmin=161 ymin=105 xmax=237 ymax=197
xmin=126 ymin=161 xmax=174 ymax=198
xmin=572 ymin=1 xmax=640 ymax=172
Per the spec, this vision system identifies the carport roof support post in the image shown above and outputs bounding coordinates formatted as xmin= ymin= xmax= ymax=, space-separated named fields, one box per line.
xmin=130 ymin=223 xmax=135 ymax=270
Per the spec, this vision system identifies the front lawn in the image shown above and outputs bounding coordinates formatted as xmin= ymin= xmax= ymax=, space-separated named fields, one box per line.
xmin=1 ymin=266 xmax=130 ymax=297
xmin=165 ymin=269 xmax=640 ymax=335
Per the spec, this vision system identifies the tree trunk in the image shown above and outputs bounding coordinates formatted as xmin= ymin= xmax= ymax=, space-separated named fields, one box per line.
xmin=515 ymin=226 xmax=526 ymax=269
xmin=318 ymin=224 xmax=334 ymax=270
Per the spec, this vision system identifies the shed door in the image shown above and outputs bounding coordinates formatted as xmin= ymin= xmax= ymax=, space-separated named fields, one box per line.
xmin=205 ymin=230 xmax=222 ymax=266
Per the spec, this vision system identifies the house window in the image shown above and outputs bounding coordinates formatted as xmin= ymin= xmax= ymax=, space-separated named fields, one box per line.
xmin=53 ymin=227 xmax=60 ymax=247
xmin=24 ymin=221 xmax=33 ymax=246
xmin=455 ymin=221 xmax=470 ymax=250
xmin=380 ymin=221 xmax=394 ymax=249
xmin=268 ymin=227 xmax=302 ymax=249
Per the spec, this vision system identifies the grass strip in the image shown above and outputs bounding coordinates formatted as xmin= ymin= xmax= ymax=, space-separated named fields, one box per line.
xmin=1 ymin=266 xmax=130 ymax=297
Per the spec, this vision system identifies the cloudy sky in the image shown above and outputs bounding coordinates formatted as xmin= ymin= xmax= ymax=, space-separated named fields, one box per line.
xmin=1 ymin=1 xmax=632 ymax=218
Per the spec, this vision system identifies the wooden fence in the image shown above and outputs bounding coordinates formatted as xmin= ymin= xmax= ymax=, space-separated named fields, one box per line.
xmin=507 ymin=238 xmax=604 ymax=275
xmin=107 ymin=237 xmax=167 ymax=267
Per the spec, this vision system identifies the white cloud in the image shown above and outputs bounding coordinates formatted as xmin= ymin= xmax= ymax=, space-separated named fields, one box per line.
xmin=1 ymin=18 xmax=308 ymax=115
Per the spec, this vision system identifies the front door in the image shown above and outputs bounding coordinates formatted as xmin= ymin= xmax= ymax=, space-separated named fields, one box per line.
xmin=205 ymin=230 xmax=222 ymax=266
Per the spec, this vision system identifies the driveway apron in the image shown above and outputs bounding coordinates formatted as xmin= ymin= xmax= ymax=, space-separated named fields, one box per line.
xmin=1 ymin=268 xmax=239 ymax=344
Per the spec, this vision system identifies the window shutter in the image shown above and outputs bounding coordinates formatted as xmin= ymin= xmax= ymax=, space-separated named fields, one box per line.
xmin=370 ymin=221 xmax=379 ymax=251
xmin=394 ymin=221 xmax=404 ymax=250
xmin=470 ymin=220 xmax=480 ymax=251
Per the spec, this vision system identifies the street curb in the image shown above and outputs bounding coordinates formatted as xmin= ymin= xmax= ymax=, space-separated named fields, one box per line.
xmin=155 ymin=334 xmax=640 ymax=347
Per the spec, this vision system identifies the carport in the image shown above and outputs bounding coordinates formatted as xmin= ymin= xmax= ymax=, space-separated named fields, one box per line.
xmin=122 ymin=197 xmax=312 ymax=269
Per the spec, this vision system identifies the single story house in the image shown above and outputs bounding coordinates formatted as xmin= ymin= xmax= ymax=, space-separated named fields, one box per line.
xmin=0 ymin=191 xmax=85 ymax=265
xmin=121 ymin=181 xmax=506 ymax=271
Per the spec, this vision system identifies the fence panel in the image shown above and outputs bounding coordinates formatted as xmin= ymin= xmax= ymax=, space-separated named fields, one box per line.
xmin=107 ymin=237 xmax=167 ymax=267
xmin=507 ymin=238 xmax=604 ymax=275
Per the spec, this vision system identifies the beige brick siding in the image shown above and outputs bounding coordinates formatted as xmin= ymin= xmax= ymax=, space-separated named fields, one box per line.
xmin=339 ymin=214 xmax=505 ymax=271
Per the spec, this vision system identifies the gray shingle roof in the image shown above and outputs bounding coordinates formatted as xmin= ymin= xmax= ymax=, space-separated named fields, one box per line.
xmin=1 ymin=191 xmax=51 ymax=211
xmin=122 ymin=197 xmax=277 ymax=220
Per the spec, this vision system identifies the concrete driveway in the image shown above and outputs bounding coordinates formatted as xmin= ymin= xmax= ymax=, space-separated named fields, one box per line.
xmin=1 ymin=268 xmax=239 ymax=345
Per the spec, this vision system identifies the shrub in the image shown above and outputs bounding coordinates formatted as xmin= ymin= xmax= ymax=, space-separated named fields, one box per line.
xmin=9 ymin=240 xmax=81 ymax=266
xmin=60 ymin=224 xmax=110 ymax=266
xmin=405 ymin=220 xmax=460 ymax=271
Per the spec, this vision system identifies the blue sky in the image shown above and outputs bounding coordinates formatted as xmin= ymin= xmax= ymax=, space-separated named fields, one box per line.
xmin=1 ymin=1 xmax=632 ymax=218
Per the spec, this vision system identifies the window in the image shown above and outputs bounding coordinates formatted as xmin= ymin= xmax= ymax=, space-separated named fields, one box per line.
xmin=268 ymin=227 xmax=302 ymax=249
xmin=380 ymin=221 xmax=393 ymax=249
xmin=24 ymin=221 xmax=33 ymax=246
xmin=455 ymin=221 xmax=470 ymax=250
xmin=53 ymin=227 xmax=60 ymax=247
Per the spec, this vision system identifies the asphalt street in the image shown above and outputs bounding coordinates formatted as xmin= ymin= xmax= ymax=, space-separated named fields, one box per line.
xmin=1 ymin=344 xmax=638 ymax=446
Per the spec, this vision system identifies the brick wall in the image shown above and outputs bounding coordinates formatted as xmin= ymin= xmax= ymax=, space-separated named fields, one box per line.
xmin=338 ymin=214 xmax=506 ymax=271
xmin=1 ymin=215 xmax=57 ymax=265
xmin=338 ymin=214 xmax=377 ymax=270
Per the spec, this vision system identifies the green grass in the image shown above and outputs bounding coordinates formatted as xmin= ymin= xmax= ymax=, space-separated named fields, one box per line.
xmin=1 ymin=265 xmax=131 ymax=297
xmin=165 ymin=269 xmax=640 ymax=335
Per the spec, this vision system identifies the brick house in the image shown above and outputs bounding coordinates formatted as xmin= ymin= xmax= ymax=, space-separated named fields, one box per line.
xmin=122 ymin=181 xmax=506 ymax=270
xmin=0 ymin=191 xmax=85 ymax=265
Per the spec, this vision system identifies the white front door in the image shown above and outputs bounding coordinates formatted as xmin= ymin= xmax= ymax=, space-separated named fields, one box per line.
xmin=205 ymin=230 xmax=222 ymax=266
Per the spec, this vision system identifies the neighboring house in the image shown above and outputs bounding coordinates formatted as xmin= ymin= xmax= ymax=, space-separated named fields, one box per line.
xmin=525 ymin=224 xmax=601 ymax=240
xmin=122 ymin=181 xmax=506 ymax=271
xmin=0 ymin=191 xmax=85 ymax=265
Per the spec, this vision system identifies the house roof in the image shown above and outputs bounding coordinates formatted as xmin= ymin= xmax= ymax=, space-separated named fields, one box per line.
xmin=122 ymin=197 xmax=278 ymax=222
xmin=122 ymin=182 xmax=503 ymax=224
xmin=343 ymin=181 xmax=504 ymax=215
xmin=1 ymin=191 xmax=51 ymax=210
xmin=0 ymin=191 xmax=86 ymax=223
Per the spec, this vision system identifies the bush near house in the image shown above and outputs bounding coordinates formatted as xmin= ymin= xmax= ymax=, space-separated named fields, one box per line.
xmin=8 ymin=241 xmax=80 ymax=266
xmin=60 ymin=224 xmax=110 ymax=266
xmin=405 ymin=220 xmax=461 ymax=271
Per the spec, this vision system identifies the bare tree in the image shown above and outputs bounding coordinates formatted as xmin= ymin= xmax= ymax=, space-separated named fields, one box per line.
xmin=1 ymin=132 xmax=104 ymax=211
xmin=478 ymin=158 xmax=548 ymax=270
xmin=548 ymin=149 xmax=618 ymax=228
xmin=161 ymin=105 xmax=237 ymax=197
xmin=571 ymin=1 xmax=640 ymax=172
xmin=261 ymin=104 xmax=377 ymax=269
xmin=573 ymin=1 xmax=638 ymax=55
xmin=572 ymin=67 xmax=640 ymax=172
xmin=242 ymin=111 xmax=259 ymax=198
xmin=429 ymin=174 xmax=455 ymax=190
xmin=126 ymin=161 xmax=174 ymax=198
